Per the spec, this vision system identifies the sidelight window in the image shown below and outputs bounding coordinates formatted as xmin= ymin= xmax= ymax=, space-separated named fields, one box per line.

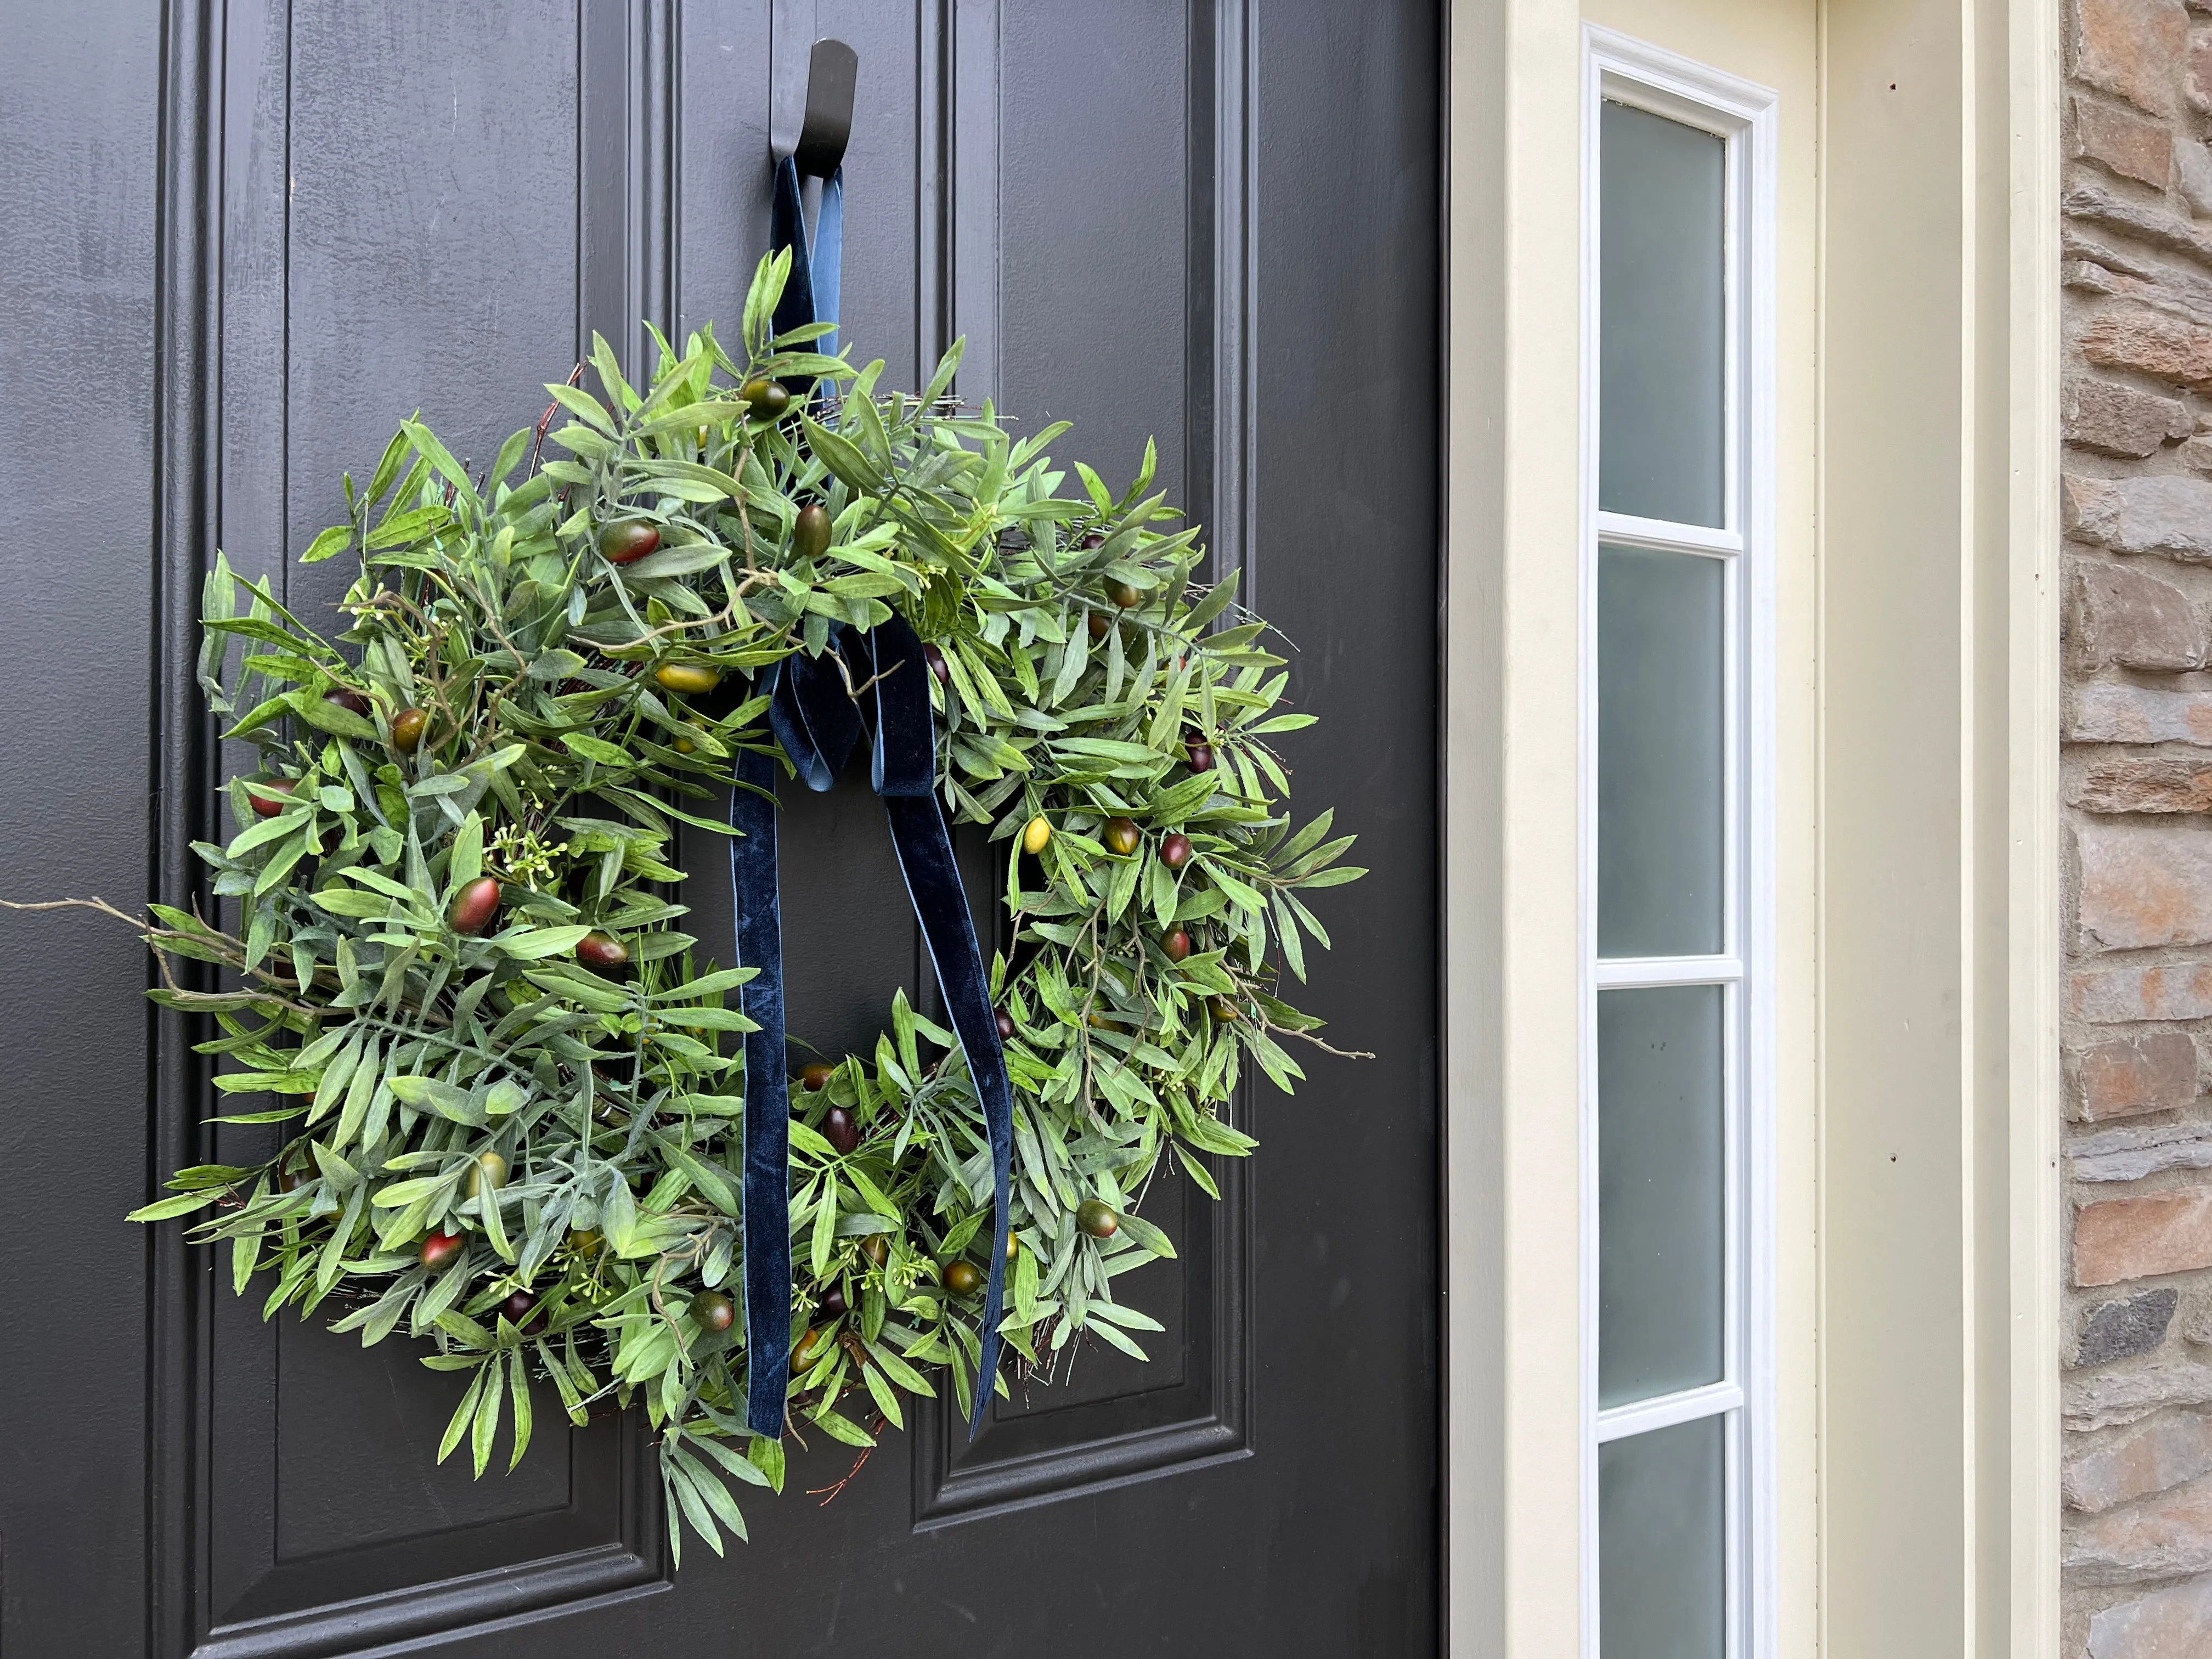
xmin=1581 ymin=30 xmax=1777 ymax=1659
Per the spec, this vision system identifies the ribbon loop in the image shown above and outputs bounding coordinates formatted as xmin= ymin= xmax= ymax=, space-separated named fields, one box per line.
xmin=731 ymin=160 xmax=1016 ymax=1441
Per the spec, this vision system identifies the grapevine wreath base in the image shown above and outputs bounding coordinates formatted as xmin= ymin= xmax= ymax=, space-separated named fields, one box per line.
xmin=49 ymin=253 xmax=1362 ymax=1560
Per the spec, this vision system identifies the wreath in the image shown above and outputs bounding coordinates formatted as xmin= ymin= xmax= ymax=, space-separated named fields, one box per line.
xmin=86 ymin=252 xmax=1362 ymax=1560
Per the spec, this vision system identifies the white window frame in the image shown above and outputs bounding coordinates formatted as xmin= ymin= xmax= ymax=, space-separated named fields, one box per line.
xmin=1578 ymin=26 xmax=1779 ymax=1659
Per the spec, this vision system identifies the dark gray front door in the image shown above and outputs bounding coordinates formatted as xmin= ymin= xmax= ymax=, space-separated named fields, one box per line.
xmin=0 ymin=3 xmax=1439 ymax=1653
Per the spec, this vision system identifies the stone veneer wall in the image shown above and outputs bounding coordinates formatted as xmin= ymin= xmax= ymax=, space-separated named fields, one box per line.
xmin=2061 ymin=2 xmax=2212 ymax=1651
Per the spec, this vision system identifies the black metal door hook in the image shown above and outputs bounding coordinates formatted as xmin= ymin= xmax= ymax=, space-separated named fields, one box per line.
xmin=791 ymin=38 xmax=857 ymax=178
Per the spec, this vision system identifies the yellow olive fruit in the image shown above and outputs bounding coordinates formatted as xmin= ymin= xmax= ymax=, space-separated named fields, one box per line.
xmin=740 ymin=376 xmax=792 ymax=419
xmin=466 ymin=1151 xmax=509 ymax=1197
xmin=566 ymin=1227 xmax=603 ymax=1255
xmin=653 ymin=662 xmax=722 ymax=695
xmin=1022 ymin=815 xmax=1053 ymax=855
xmin=941 ymin=1259 xmax=983 ymax=1297
xmin=791 ymin=1325 xmax=832 ymax=1373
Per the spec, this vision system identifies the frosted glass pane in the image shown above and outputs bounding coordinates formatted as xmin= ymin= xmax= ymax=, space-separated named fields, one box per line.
xmin=1598 ymin=545 xmax=1724 ymax=958
xmin=1600 ymin=1416 xmax=1726 ymax=1659
xmin=1599 ymin=985 xmax=1724 ymax=1407
xmin=1600 ymin=100 xmax=1725 ymax=528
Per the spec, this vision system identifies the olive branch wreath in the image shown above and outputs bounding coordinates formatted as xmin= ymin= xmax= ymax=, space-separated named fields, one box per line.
xmin=8 ymin=251 xmax=1364 ymax=1561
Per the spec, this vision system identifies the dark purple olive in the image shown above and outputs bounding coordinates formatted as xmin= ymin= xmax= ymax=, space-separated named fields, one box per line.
xmin=245 ymin=779 xmax=294 ymax=818
xmin=793 ymin=502 xmax=833 ymax=561
xmin=1079 ymin=532 xmax=1104 ymax=550
xmin=994 ymin=1006 xmax=1016 ymax=1041
xmin=599 ymin=519 xmax=659 ymax=565
xmin=447 ymin=876 xmax=502 ymax=936
xmin=689 ymin=1289 xmax=737 ymax=1333
xmin=501 ymin=1290 xmax=548 ymax=1335
xmin=1161 ymin=928 xmax=1192 ymax=962
xmin=1076 ymin=1199 xmax=1120 ymax=1239
xmin=1160 ymin=832 xmax=1193 ymax=869
xmin=923 ymin=641 xmax=951 ymax=684
xmin=823 ymin=1105 xmax=861 ymax=1155
xmin=1185 ymin=737 xmax=1215 ymax=772
xmin=817 ymin=1283 xmax=848 ymax=1319
xmin=325 ymin=686 xmax=371 ymax=716
xmin=740 ymin=377 xmax=792 ymax=419
xmin=575 ymin=929 xmax=628 ymax=968
xmin=420 ymin=1228 xmax=465 ymax=1271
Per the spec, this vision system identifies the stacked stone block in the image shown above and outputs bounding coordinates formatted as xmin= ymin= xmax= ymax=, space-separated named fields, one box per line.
xmin=2064 ymin=2 xmax=2212 ymax=1651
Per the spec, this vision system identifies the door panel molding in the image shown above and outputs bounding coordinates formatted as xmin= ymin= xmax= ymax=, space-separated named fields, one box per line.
xmin=909 ymin=0 xmax=1259 ymax=1528
xmin=149 ymin=4 xmax=675 ymax=1652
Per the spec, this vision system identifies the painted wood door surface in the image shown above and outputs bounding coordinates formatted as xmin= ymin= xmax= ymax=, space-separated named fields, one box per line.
xmin=0 ymin=3 xmax=1439 ymax=1652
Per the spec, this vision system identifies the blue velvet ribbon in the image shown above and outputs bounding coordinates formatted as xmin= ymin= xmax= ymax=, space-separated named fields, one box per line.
xmin=734 ymin=159 xmax=1012 ymax=1441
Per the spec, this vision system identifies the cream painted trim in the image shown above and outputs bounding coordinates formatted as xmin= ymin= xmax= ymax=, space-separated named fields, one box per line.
xmin=1444 ymin=1 xmax=1585 ymax=1655
xmin=2006 ymin=0 xmax=2062 ymax=1643
xmin=1444 ymin=0 xmax=2062 ymax=1655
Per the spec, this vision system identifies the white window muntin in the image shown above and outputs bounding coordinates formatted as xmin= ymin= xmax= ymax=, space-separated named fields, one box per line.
xmin=1579 ymin=26 xmax=1779 ymax=1659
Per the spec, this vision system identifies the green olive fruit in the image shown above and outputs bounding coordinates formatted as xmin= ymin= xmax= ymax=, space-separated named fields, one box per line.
xmin=447 ymin=876 xmax=502 ymax=936
xmin=862 ymin=1233 xmax=890 ymax=1267
xmin=1161 ymin=927 xmax=1192 ymax=962
xmin=690 ymin=1289 xmax=737 ymax=1333
xmin=823 ymin=1105 xmax=861 ymax=1155
xmin=575 ymin=930 xmax=628 ymax=969
xmin=501 ymin=1290 xmax=549 ymax=1334
xmin=799 ymin=1062 xmax=836 ymax=1092
xmin=941 ymin=1259 xmax=984 ymax=1297
xmin=566 ymin=1227 xmax=603 ymax=1255
xmin=740 ymin=376 xmax=792 ymax=419
xmin=817 ymin=1282 xmax=849 ymax=1318
xmin=1209 ymin=996 xmax=1240 ymax=1023
xmin=653 ymin=662 xmax=722 ymax=695
xmin=1186 ymin=738 xmax=1216 ymax=772
xmin=420 ymin=1228 xmax=465 ymax=1272
xmin=1160 ymin=831 xmax=1193 ymax=869
xmin=1022 ymin=815 xmax=1053 ymax=855
xmin=599 ymin=519 xmax=660 ymax=564
xmin=1103 ymin=816 xmax=1141 ymax=856
xmin=793 ymin=501 xmax=833 ymax=561
xmin=390 ymin=707 xmax=428 ymax=753
xmin=245 ymin=779 xmax=295 ymax=818
xmin=994 ymin=1006 xmax=1016 ymax=1041
xmin=466 ymin=1151 xmax=509 ymax=1197
xmin=1105 ymin=578 xmax=1142 ymax=609
xmin=325 ymin=686 xmax=371 ymax=716
xmin=791 ymin=1325 xmax=832 ymax=1372
xmin=1076 ymin=1198 xmax=1121 ymax=1239
xmin=1007 ymin=1231 xmax=1021 ymax=1263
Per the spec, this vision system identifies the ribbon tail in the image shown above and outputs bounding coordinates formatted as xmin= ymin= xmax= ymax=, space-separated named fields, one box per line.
xmin=883 ymin=793 xmax=1014 ymax=1440
xmin=862 ymin=617 xmax=1012 ymax=1439
xmin=731 ymin=735 xmax=792 ymax=1435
